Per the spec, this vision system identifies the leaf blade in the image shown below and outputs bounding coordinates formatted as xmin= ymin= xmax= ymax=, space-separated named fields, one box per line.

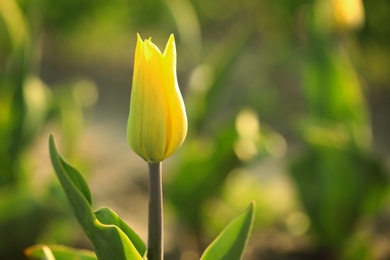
xmin=95 ymin=206 xmax=146 ymax=257
xmin=48 ymin=135 xmax=144 ymax=260
xmin=200 ymin=201 xmax=255 ymax=260
xmin=25 ymin=244 xmax=97 ymax=260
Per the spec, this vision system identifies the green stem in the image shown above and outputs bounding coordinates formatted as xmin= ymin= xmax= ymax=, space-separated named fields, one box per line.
xmin=147 ymin=162 xmax=163 ymax=260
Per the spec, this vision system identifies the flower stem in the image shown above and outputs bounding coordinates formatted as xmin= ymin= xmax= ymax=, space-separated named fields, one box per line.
xmin=147 ymin=162 xmax=163 ymax=260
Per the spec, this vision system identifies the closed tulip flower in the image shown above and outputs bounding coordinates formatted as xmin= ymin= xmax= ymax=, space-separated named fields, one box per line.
xmin=127 ymin=34 xmax=187 ymax=163
xmin=331 ymin=0 xmax=365 ymax=30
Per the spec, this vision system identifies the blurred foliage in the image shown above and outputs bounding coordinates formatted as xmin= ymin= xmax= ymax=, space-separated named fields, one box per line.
xmin=0 ymin=0 xmax=97 ymax=259
xmin=1 ymin=0 xmax=390 ymax=258
xmin=289 ymin=0 xmax=389 ymax=256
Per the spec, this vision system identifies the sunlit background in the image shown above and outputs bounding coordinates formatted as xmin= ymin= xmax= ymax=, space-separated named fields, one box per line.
xmin=1 ymin=0 xmax=390 ymax=259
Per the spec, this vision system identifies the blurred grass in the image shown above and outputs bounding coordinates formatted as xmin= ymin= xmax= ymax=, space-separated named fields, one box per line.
xmin=2 ymin=0 xmax=390 ymax=259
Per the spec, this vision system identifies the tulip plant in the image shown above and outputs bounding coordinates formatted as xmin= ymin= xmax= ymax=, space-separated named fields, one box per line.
xmin=25 ymin=34 xmax=255 ymax=260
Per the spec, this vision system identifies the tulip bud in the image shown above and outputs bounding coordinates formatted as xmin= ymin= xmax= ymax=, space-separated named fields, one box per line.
xmin=127 ymin=34 xmax=187 ymax=162
xmin=331 ymin=0 xmax=365 ymax=31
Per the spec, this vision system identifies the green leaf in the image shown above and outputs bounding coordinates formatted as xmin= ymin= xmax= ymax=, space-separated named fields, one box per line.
xmin=25 ymin=244 xmax=97 ymax=260
xmin=200 ymin=201 xmax=255 ymax=260
xmin=95 ymin=206 xmax=146 ymax=256
xmin=49 ymin=135 xmax=145 ymax=260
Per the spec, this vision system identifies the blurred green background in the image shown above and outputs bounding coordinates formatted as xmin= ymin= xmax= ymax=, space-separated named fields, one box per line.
xmin=1 ymin=0 xmax=390 ymax=259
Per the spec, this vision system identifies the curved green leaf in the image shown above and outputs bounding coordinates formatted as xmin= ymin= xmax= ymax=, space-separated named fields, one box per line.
xmin=200 ymin=201 xmax=255 ymax=260
xmin=59 ymin=155 xmax=92 ymax=205
xmin=95 ymin=206 xmax=146 ymax=257
xmin=25 ymin=244 xmax=97 ymax=260
xmin=49 ymin=135 xmax=145 ymax=260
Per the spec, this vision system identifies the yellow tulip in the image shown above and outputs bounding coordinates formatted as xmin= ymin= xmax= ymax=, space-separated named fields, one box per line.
xmin=331 ymin=0 xmax=365 ymax=30
xmin=127 ymin=34 xmax=187 ymax=162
